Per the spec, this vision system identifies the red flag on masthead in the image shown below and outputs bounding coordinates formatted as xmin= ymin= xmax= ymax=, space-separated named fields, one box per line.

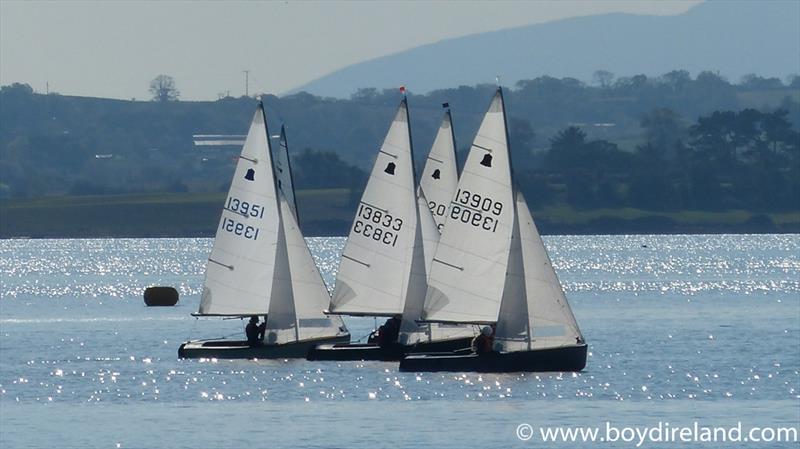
xmin=399 ymin=85 xmax=406 ymax=94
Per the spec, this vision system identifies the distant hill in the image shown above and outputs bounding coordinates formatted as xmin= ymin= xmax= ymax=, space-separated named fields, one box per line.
xmin=292 ymin=0 xmax=800 ymax=98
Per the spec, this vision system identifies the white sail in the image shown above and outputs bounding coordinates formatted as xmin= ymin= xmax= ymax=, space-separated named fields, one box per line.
xmin=496 ymin=191 xmax=583 ymax=351
xmin=264 ymin=195 xmax=347 ymax=344
xmin=417 ymin=190 xmax=439 ymax=277
xmin=264 ymin=215 xmax=298 ymax=344
xmin=419 ymin=110 xmax=459 ymax=231
xmin=421 ymin=89 xmax=515 ymax=324
xmin=198 ymin=104 xmax=281 ymax=316
xmin=493 ymin=190 xmax=528 ymax=349
xmin=274 ymin=125 xmax=298 ymax=221
xmin=398 ymin=195 xmax=430 ymax=342
xmin=330 ymin=99 xmax=420 ymax=316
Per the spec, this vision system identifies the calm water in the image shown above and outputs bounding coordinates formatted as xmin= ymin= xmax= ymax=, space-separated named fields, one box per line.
xmin=1 ymin=235 xmax=798 ymax=448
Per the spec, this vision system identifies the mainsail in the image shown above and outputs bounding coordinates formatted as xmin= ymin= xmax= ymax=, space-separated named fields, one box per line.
xmin=419 ymin=109 xmax=459 ymax=231
xmin=421 ymin=89 xmax=516 ymax=324
xmin=198 ymin=103 xmax=282 ymax=316
xmin=330 ymin=99 xmax=424 ymax=317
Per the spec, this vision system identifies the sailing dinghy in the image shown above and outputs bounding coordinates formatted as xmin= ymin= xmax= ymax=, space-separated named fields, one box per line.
xmin=179 ymin=102 xmax=349 ymax=359
xmin=400 ymin=88 xmax=587 ymax=372
xmin=307 ymin=98 xmax=474 ymax=362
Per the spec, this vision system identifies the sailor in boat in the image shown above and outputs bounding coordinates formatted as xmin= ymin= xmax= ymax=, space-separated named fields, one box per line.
xmin=471 ymin=325 xmax=496 ymax=356
xmin=246 ymin=316 xmax=266 ymax=346
xmin=373 ymin=316 xmax=401 ymax=348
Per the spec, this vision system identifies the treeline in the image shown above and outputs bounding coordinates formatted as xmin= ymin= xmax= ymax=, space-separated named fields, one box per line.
xmin=1 ymin=70 xmax=799 ymax=215
xmin=519 ymin=108 xmax=798 ymax=213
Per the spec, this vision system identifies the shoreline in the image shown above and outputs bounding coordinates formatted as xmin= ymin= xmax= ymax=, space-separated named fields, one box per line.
xmin=2 ymin=191 xmax=798 ymax=238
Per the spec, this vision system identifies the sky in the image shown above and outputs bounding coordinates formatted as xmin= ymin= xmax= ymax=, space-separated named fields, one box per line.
xmin=0 ymin=0 xmax=701 ymax=101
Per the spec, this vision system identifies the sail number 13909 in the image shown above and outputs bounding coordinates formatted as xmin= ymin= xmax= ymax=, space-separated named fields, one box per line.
xmin=451 ymin=188 xmax=504 ymax=233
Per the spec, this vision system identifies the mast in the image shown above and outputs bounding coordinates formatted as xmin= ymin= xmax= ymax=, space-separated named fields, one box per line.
xmin=398 ymin=93 xmax=431 ymax=340
xmin=276 ymin=124 xmax=300 ymax=222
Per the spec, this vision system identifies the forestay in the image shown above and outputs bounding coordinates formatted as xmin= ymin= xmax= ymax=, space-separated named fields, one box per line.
xmin=198 ymin=104 xmax=281 ymax=316
xmin=419 ymin=110 xmax=459 ymax=231
xmin=330 ymin=100 xmax=422 ymax=316
xmin=421 ymin=89 xmax=515 ymax=324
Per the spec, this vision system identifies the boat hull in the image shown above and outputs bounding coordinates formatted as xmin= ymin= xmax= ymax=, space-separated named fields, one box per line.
xmin=399 ymin=343 xmax=587 ymax=373
xmin=178 ymin=334 xmax=350 ymax=359
xmin=307 ymin=337 xmax=473 ymax=362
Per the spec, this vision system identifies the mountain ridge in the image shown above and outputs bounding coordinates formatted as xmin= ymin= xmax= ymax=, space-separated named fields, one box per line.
xmin=291 ymin=1 xmax=799 ymax=98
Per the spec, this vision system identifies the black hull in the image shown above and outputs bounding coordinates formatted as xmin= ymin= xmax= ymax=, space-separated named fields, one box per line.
xmin=399 ymin=344 xmax=588 ymax=373
xmin=307 ymin=337 xmax=473 ymax=362
xmin=178 ymin=334 xmax=350 ymax=359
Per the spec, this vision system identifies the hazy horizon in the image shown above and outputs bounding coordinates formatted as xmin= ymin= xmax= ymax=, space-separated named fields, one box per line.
xmin=0 ymin=0 xmax=701 ymax=100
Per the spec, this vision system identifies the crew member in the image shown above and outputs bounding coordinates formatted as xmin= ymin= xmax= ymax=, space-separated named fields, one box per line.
xmin=246 ymin=316 xmax=267 ymax=346
xmin=471 ymin=325 xmax=495 ymax=355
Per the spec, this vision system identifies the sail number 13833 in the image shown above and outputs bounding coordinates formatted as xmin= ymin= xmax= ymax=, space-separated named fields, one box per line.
xmin=353 ymin=204 xmax=403 ymax=247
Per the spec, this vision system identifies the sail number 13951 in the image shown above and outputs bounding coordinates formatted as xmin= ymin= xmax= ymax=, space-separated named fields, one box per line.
xmin=220 ymin=196 xmax=263 ymax=240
